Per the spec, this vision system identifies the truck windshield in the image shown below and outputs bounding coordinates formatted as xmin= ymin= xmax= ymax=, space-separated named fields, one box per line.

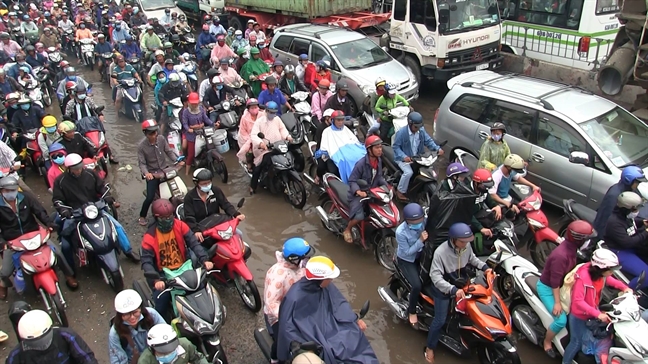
xmin=444 ymin=0 xmax=501 ymax=33
xmin=141 ymin=0 xmax=175 ymax=11
xmin=579 ymin=107 xmax=648 ymax=168
xmin=330 ymin=38 xmax=391 ymax=70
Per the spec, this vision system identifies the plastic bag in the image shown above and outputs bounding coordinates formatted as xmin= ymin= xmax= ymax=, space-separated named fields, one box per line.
xmin=581 ymin=327 xmax=617 ymax=364
xmin=75 ymin=116 xmax=105 ymax=134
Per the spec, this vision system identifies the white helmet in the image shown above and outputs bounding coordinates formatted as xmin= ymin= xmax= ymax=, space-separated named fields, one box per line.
xmin=293 ymin=352 xmax=325 ymax=364
xmin=211 ymin=76 xmax=223 ymax=85
xmin=154 ymin=50 xmax=164 ymax=57
xmin=18 ymin=309 xmax=53 ymax=340
xmin=147 ymin=324 xmax=179 ymax=353
xmin=323 ymin=108 xmax=334 ymax=118
xmin=503 ymin=154 xmax=525 ymax=170
xmin=591 ymin=249 xmax=620 ymax=270
xmin=375 ymin=76 xmax=386 ymax=88
xmin=617 ymin=191 xmax=643 ymax=210
xmin=114 ymin=289 xmax=143 ymax=314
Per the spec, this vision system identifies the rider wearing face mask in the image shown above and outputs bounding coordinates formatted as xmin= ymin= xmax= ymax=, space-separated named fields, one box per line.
xmin=11 ymin=98 xmax=45 ymax=148
xmin=37 ymin=115 xmax=62 ymax=170
xmin=8 ymin=54 xmax=34 ymax=81
xmin=478 ymin=122 xmax=511 ymax=171
xmin=230 ymin=29 xmax=248 ymax=53
xmin=139 ymin=324 xmax=208 ymax=364
xmin=46 ymin=143 xmax=67 ymax=190
xmin=603 ymin=192 xmax=648 ymax=291
xmin=57 ymin=121 xmax=96 ymax=158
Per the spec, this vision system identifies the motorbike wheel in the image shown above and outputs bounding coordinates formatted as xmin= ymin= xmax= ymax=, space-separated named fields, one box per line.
xmin=233 ymin=272 xmax=262 ymax=313
xmin=42 ymin=86 xmax=52 ymax=106
xmin=211 ymin=159 xmax=228 ymax=184
xmin=477 ymin=342 xmax=521 ymax=364
xmin=530 ymin=240 xmax=559 ymax=270
xmin=108 ymin=202 xmax=119 ymax=221
xmin=320 ymin=199 xmax=338 ymax=232
xmin=132 ymin=109 xmax=141 ymax=124
xmin=100 ymin=158 xmax=109 ymax=178
xmin=286 ymin=177 xmax=307 ymax=209
xmin=375 ymin=233 xmax=397 ymax=271
xmin=495 ymin=272 xmax=515 ymax=300
xmin=39 ymin=165 xmax=50 ymax=189
xmin=48 ymin=291 xmax=69 ymax=327
xmin=108 ymin=270 xmax=125 ymax=293
xmin=206 ymin=343 xmax=228 ymax=364
xmin=293 ymin=152 xmax=305 ymax=173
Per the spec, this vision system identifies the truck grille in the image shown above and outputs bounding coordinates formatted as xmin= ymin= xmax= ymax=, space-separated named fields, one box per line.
xmin=447 ymin=41 xmax=499 ymax=67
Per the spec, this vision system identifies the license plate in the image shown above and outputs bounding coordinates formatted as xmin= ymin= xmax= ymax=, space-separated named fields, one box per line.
xmin=476 ymin=63 xmax=489 ymax=70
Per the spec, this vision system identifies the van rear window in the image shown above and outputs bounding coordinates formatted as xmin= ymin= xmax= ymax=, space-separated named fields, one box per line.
xmin=450 ymin=94 xmax=490 ymax=121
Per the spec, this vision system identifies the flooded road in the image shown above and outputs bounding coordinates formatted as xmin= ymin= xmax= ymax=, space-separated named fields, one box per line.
xmin=0 ymin=72 xmax=565 ymax=364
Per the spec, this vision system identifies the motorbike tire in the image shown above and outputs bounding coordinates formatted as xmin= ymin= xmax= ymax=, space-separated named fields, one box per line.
xmin=108 ymin=202 xmax=119 ymax=221
xmin=133 ymin=279 xmax=155 ymax=308
xmin=42 ymin=86 xmax=52 ymax=106
xmin=206 ymin=343 xmax=228 ymax=364
xmin=48 ymin=290 xmax=69 ymax=327
xmin=109 ymin=270 xmax=125 ymax=293
xmin=233 ymin=272 xmax=262 ymax=313
xmin=293 ymin=151 xmax=305 ymax=173
xmin=495 ymin=271 xmax=515 ymax=300
xmin=375 ymin=233 xmax=397 ymax=271
xmin=100 ymin=157 xmax=109 ymax=179
xmin=530 ymin=240 xmax=559 ymax=270
xmin=40 ymin=165 xmax=49 ymax=189
xmin=477 ymin=341 xmax=521 ymax=364
xmin=286 ymin=176 xmax=307 ymax=209
xmin=211 ymin=159 xmax=228 ymax=184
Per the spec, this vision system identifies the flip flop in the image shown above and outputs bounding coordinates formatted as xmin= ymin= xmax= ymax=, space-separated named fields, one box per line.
xmin=138 ymin=217 xmax=148 ymax=226
xmin=343 ymin=230 xmax=353 ymax=243
xmin=544 ymin=348 xmax=557 ymax=359
xmin=0 ymin=331 xmax=8 ymax=343
xmin=424 ymin=348 xmax=434 ymax=364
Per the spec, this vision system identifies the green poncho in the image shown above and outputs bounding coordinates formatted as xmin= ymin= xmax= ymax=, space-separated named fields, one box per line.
xmin=478 ymin=138 xmax=511 ymax=171
xmin=240 ymin=57 xmax=270 ymax=96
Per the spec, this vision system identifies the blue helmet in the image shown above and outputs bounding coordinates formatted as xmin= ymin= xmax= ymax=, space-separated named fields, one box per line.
xmin=282 ymin=237 xmax=314 ymax=264
xmin=620 ymin=165 xmax=647 ymax=186
xmin=448 ymin=222 xmax=473 ymax=240
xmin=408 ymin=111 xmax=423 ymax=125
xmin=403 ymin=203 xmax=424 ymax=221
xmin=265 ymin=101 xmax=278 ymax=113
xmin=48 ymin=142 xmax=66 ymax=154
xmin=125 ymin=35 xmax=132 ymax=41
xmin=299 ymin=54 xmax=308 ymax=60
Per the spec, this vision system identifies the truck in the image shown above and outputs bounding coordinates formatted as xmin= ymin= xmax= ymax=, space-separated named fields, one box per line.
xmin=379 ymin=0 xmax=504 ymax=85
xmin=221 ymin=0 xmax=391 ymax=31
xmin=597 ymin=0 xmax=648 ymax=120
xmin=176 ymin=0 xmax=225 ymax=23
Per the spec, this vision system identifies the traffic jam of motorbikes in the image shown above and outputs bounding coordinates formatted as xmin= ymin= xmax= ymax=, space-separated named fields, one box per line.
xmin=0 ymin=0 xmax=647 ymax=363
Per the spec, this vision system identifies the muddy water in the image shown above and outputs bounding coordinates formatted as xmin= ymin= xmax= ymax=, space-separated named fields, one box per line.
xmin=0 ymin=72 xmax=559 ymax=364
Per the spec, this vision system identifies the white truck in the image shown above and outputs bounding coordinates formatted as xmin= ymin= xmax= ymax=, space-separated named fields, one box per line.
xmin=380 ymin=0 xmax=504 ymax=84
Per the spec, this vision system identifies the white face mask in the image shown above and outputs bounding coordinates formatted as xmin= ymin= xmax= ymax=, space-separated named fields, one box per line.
xmin=628 ymin=211 xmax=639 ymax=220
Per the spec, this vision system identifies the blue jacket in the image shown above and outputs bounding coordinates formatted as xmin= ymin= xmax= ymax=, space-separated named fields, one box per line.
xmin=593 ymin=181 xmax=629 ymax=236
xmin=119 ymin=42 xmax=142 ymax=59
xmin=8 ymin=62 xmax=33 ymax=80
xmin=26 ymin=53 xmax=48 ymax=68
xmin=10 ymin=104 xmax=45 ymax=131
xmin=94 ymin=41 xmax=113 ymax=55
xmin=108 ymin=307 xmax=165 ymax=364
xmin=258 ymin=89 xmax=287 ymax=116
xmin=111 ymin=28 xmax=129 ymax=43
xmin=196 ymin=32 xmax=217 ymax=50
xmin=396 ymin=220 xmax=425 ymax=262
xmin=393 ymin=126 xmax=439 ymax=162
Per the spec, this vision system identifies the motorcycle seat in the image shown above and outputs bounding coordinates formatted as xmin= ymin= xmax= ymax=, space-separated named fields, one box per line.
xmin=329 ymin=179 xmax=350 ymax=206
xmin=524 ymin=274 xmax=540 ymax=297
xmin=569 ymin=201 xmax=597 ymax=224
xmin=382 ymin=144 xmax=396 ymax=166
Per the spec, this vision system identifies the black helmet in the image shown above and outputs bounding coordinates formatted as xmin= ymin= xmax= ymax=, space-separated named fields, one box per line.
xmin=192 ymin=168 xmax=213 ymax=184
xmin=206 ymin=68 xmax=218 ymax=80
xmin=490 ymin=122 xmax=506 ymax=133
xmin=164 ymin=58 xmax=174 ymax=65
xmin=25 ymin=45 xmax=35 ymax=52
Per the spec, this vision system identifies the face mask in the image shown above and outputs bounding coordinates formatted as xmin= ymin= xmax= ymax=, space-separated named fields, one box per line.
xmin=156 ymin=218 xmax=174 ymax=233
xmin=408 ymin=222 xmax=423 ymax=231
xmin=77 ymin=94 xmax=87 ymax=100
xmin=258 ymin=44 xmax=265 ymax=49
xmin=156 ymin=350 xmax=178 ymax=364
xmin=20 ymin=104 xmax=30 ymax=111
xmin=628 ymin=211 xmax=639 ymax=220
xmin=199 ymin=184 xmax=212 ymax=193
xmin=115 ymin=25 xmax=121 ymax=30
xmin=158 ymin=76 xmax=166 ymax=84
xmin=266 ymin=112 xmax=276 ymax=120
xmin=18 ymin=61 xmax=26 ymax=66
xmin=491 ymin=134 xmax=502 ymax=142
xmin=53 ymin=156 xmax=65 ymax=165
xmin=236 ymin=35 xmax=242 ymax=40
xmin=80 ymin=24 xmax=85 ymax=29
xmin=45 ymin=126 xmax=57 ymax=134
xmin=2 ymin=191 xmax=17 ymax=201
xmin=68 ymin=75 xmax=76 ymax=81
xmin=11 ymin=104 xmax=18 ymax=109
xmin=216 ymin=85 xmax=223 ymax=90
xmin=249 ymin=108 xmax=258 ymax=116
xmin=227 ymin=31 xmax=233 ymax=35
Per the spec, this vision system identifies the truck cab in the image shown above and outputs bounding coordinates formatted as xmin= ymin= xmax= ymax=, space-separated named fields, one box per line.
xmin=175 ymin=0 xmax=225 ymax=23
xmin=384 ymin=0 xmax=504 ymax=84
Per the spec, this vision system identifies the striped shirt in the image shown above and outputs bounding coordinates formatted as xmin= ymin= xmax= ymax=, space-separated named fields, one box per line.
xmin=0 ymin=140 xmax=17 ymax=169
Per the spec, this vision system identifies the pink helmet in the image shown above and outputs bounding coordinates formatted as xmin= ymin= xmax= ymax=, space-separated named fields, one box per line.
xmin=64 ymin=153 xmax=83 ymax=168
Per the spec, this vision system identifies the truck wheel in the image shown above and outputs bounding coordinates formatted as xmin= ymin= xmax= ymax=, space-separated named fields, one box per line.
xmin=229 ymin=16 xmax=243 ymax=31
xmin=403 ymin=55 xmax=421 ymax=86
xmin=501 ymin=45 xmax=514 ymax=54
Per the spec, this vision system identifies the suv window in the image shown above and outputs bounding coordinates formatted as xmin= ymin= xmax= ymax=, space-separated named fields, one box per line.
xmin=483 ymin=101 xmax=536 ymax=141
xmin=450 ymin=94 xmax=490 ymax=121
xmin=536 ymin=113 xmax=586 ymax=157
xmin=311 ymin=43 xmax=339 ymax=71
xmin=289 ymin=38 xmax=310 ymax=56
xmin=273 ymin=35 xmax=293 ymax=52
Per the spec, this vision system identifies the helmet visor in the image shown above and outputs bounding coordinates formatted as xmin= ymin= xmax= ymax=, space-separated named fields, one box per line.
xmin=152 ymin=337 xmax=179 ymax=354
xmin=21 ymin=328 xmax=54 ymax=351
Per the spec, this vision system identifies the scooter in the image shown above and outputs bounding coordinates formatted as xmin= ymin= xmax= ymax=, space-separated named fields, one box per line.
xmin=315 ymin=173 xmax=400 ymax=271
xmin=378 ymin=268 xmax=521 ymax=364
xmin=79 ymin=38 xmax=95 ymax=69
xmin=57 ymin=186 xmax=124 ymax=293
xmin=22 ymin=128 xmax=49 ymax=187
xmin=47 ymin=47 xmax=63 ymax=73
xmin=100 ymin=52 xmax=113 ymax=82
xmin=62 ymin=29 xmax=75 ymax=54
xmin=127 ymin=56 xmax=147 ymax=88
xmin=243 ymin=134 xmax=308 ymax=209
xmin=144 ymin=156 xmax=187 ymax=207
xmin=289 ymin=91 xmax=314 ymax=141
xmin=381 ymin=141 xmax=447 ymax=211
xmin=7 ymin=227 xmax=69 ymax=327
xmin=116 ymin=78 xmax=144 ymax=122
xmin=79 ymin=110 xmax=110 ymax=176
xmin=193 ymin=126 xmax=228 ymax=184
xmin=136 ymin=266 xmax=228 ymax=364
xmin=280 ymin=112 xmax=306 ymax=173
xmin=23 ymin=79 xmax=45 ymax=109
xmin=213 ymin=98 xmax=241 ymax=153
xmin=175 ymin=60 xmax=198 ymax=92
xmin=33 ymin=66 xmax=53 ymax=107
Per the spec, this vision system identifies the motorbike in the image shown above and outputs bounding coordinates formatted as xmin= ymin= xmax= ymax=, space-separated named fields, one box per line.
xmin=144 ymin=156 xmax=188 ymax=207
xmin=254 ymin=301 xmax=372 ymax=363
xmin=23 ymin=78 xmax=46 ymax=109
xmin=165 ymin=97 xmax=185 ymax=156
xmin=280 ymin=112 xmax=306 ymax=173
xmin=116 ymin=78 xmax=144 ymax=122
xmin=77 ymin=110 xmax=110 ymax=176
xmin=33 ymin=66 xmax=54 ymax=107
xmin=7 ymin=227 xmax=69 ymax=327
xmin=79 ymin=38 xmax=95 ymax=69
xmin=46 ymin=47 xmax=63 ymax=73
xmin=558 ymin=198 xmax=597 ymax=237
xmin=381 ymin=141 xmax=447 ymax=211
xmin=244 ymin=134 xmax=307 ymax=209
xmin=100 ymin=52 xmax=113 ymax=82
xmin=57 ymin=186 xmax=124 ymax=293
xmin=315 ymin=174 xmax=400 ymax=270
xmin=378 ymin=267 xmax=521 ymax=364
xmin=193 ymin=126 xmax=229 ymax=183
xmin=199 ymin=43 xmax=215 ymax=73
xmin=213 ymin=99 xmax=241 ymax=153
xmin=62 ymin=29 xmax=75 ymax=54
xmin=127 ymin=55 xmax=147 ymax=87
xmin=175 ymin=60 xmax=199 ymax=92
xmin=136 ymin=266 xmax=228 ymax=364
xmin=23 ymin=128 xmax=49 ymax=187
xmin=289 ymin=91 xmax=314 ymax=141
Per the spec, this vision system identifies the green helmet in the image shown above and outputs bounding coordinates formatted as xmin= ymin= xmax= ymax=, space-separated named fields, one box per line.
xmin=237 ymin=47 xmax=246 ymax=56
xmin=250 ymin=47 xmax=260 ymax=55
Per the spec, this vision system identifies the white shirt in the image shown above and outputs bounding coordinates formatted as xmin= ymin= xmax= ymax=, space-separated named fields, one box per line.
xmin=488 ymin=166 xmax=521 ymax=195
xmin=58 ymin=19 xmax=74 ymax=32
xmin=295 ymin=63 xmax=306 ymax=83
xmin=199 ymin=79 xmax=211 ymax=101
xmin=250 ymin=30 xmax=266 ymax=43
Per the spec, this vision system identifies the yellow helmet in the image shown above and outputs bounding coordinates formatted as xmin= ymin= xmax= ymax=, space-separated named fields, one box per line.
xmin=304 ymin=256 xmax=340 ymax=280
xmin=42 ymin=115 xmax=58 ymax=128
xmin=58 ymin=120 xmax=75 ymax=133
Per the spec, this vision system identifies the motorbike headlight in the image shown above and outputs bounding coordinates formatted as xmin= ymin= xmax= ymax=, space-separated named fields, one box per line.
xmin=278 ymin=144 xmax=288 ymax=153
xmin=218 ymin=226 xmax=233 ymax=240
xmin=84 ymin=205 xmax=99 ymax=220
xmin=528 ymin=197 xmax=542 ymax=210
xmin=20 ymin=235 xmax=42 ymax=250
xmin=527 ymin=218 xmax=545 ymax=229
xmin=222 ymin=101 xmax=231 ymax=111
xmin=180 ymin=306 xmax=217 ymax=335
xmin=99 ymin=133 xmax=106 ymax=147
xmin=295 ymin=102 xmax=310 ymax=114
xmin=166 ymin=170 xmax=177 ymax=179
xmin=626 ymin=337 xmax=648 ymax=357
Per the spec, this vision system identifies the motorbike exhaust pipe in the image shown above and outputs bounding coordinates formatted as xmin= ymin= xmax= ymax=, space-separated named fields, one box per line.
xmin=377 ymin=286 xmax=407 ymax=321
xmin=302 ymin=173 xmax=315 ymax=185
xmin=315 ymin=206 xmax=331 ymax=227
xmin=511 ymin=309 xmax=540 ymax=346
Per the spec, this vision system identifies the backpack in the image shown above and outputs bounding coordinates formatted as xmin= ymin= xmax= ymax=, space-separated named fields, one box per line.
xmin=559 ymin=263 xmax=585 ymax=313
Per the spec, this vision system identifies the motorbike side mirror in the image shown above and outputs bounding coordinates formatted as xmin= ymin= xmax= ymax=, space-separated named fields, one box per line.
xmin=357 ymin=179 xmax=369 ymax=189
xmin=257 ymin=132 xmax=265 ymax=139
xmin=599 ymin=304 xmax=613 ymax=311
xmin=237 ymin=198 xmax=245 ymax=208
xmin=359 ymin=300 xmax=370 ymax=318
xmin=96 ymin=105 xmax=105 ymax=113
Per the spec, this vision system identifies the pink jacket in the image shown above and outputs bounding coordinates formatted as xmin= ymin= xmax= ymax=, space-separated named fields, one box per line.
xmin=250 ymin=115 xmax=289 ymax=165
xmin=570 ymin=263 xmax=628 ymax=320
xmin=311 ymin=90 xmax=332 ymax=120
xmin=236 ymin=109 xmax=263 ymax=161
xmin=263 ymin=251 xmax=305 ymax=325
xmin=210 ymin=44 xmax=236 ymax=66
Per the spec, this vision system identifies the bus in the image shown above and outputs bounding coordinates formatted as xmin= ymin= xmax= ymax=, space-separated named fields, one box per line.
xmin=498 ymin=0 xmax=620 ymax=70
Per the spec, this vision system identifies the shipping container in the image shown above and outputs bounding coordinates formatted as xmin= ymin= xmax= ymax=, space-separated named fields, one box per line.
xmin=225 ymin=0 xmax=371 ymax=19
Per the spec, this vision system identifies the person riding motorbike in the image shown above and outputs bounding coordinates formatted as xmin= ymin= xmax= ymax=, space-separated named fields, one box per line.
xmin=181 ymin=92 xmax=213 ymax=175
xmin=140 ymin=199 xmax=213 ymax=318
xmin=57 ymin=120 xmax=96 ymax=159
xmin=119 ymin=35 xmax=142 ymax=60
xmin=314 ymin=108 xmax=334 ymax=148
xmin=0 ymin=176 xmax=76 ymax=299
xmin=74 ymin=22 xmax=93 ymax=58
xmin=39 ymin=27 xmax=60 ymax=49
xmin=230 ymin=29 xmax=248 ymax=53
xmin=593 ymin=165 xmax=646 ymax=237
xmin=477 ymin=122 xmax=511 ymax=171
xmin=56 ymin=67 xmax=89 ymax=102
xmin=307 ymin=60 xmax=331 ymax=92
xmin=315 ymin=110 xmax=365 ymax=184
xmin=94 ymin=33 xmax=113 ymax=74
xmin=8 ymin=54 xmax=35 ymax=81
xmin=279 ymin=64 xmax=308 ymax=97
xmin=59 ymin=80 xmax=77 ymax=115
xmin=258 ymin=76 xmax=293 ymax=116
xmin=311 ymin=78 xmax=332 ymax=122
xmin=249 ymin=101 xmax=292 ymax=194
xmin=158 ymin=9 xmax=173 ymax=29
xmin=130 ymin=7 xmax=147 ymax=27
xmin=396 ymin=203 xmax=427 ymax=326
xmin=140 ymin=25 xmax=163 ymax=63
xmin=373 ymin=83 xmax=412 ymax=142
xmin=270 ymin=60 xmax=284 ymax=81
xmin=295 ymin=54 xmax=309 ymax=83
xmin=147 ymin=50 xmax=166 ymax=87
xmin=162 ymin=42 xmax=180 ymax=64
xmin=323 ymin=82 xmax=353 ymax=117
xmin=392 ymin=111 xmax=443 ymax=201
xmin=488 ymin=153 xmax=540 ymax=213
xmin=153 ymin=70 xmax=167 ymax=122
xmin=209 ymin=34 xmax=236 ymax=66
xmin=46 ymin=142 xmax=67 ymax=189
xmin=11 ymin=98 xmax=45 ymax=142
xmin=148 ymin=18 xmax=166 ymax=35
xmin=17 ymin=66 xmax=37 ymax=89
xmin=537 ymin=220 xmax=595 ymax=358
xmin=20 ymin=14 xmax=39 ymax=40
xmin=65 ymin=83 xmax=107 ymax=125
xmin=218 ymin=57 xmax=243 ymax=85
xmin=110 ymin=20 xmax=129 ymax=44
xmin=426 ymin=222 xmax=489 ymax=363
xmin=37 ymin=115 xmax=62 ymax=170
xmin=139 ymin=323 xmax=208 ymax=364
xmin=0 ymin=31 xmax=21 ymax=58
xmin=276 ymin=256 xmax=374 ymax=364
xmin=0 ymin=68 xmax=23 ymax=95
xmin=173 ymin=14 xmax=188 ymax=34
xmin=263 ymin=237 xmax=315 ymax=363
xmin=342 ymin=135 xmax=388 ymax=243
xmin=236 ymin=98 xmax=263 ymax=172
xmin=209 ymin=16 xmax=226 ymax=37
xmin=202 ymin=75 xmax=235 ymax=122
xmin=561 ymin=249 xmax=631 ymax=364
xmin=25 ymin=45 xmax=49 ymax=68
xmin=235 ymin=46 xmax=249 ymax=71
xmin=137 ymin=120 xmax=184 ymax=226
xmin=109 ymin=289 xmax=166 ymax=364
xmin=240 ymin=47 xmax=270 ymax=97
xmin=6 ymin=309 xmax=98 ymax=364
xmin=196 ymin=24 xmax=217 ymax=67
xmin=159 ymin=73 xmax=189 ymax=129
xmin=111 ymin=55 xmax=142 ymax=114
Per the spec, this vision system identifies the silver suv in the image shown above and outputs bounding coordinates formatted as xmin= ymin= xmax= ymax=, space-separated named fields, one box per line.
xmin=434 ymin=70 xmax=648 ymax=209
xmin=269 ymin=24 xmax=419 ymax=115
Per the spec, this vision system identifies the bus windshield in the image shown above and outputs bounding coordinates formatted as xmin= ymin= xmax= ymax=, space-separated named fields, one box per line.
xmin=444 ymin=0 xmax=501 ymax=33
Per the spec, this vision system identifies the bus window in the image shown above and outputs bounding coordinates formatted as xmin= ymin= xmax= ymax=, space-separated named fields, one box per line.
xmin=596 ymin=0 xmax=619 ymax=14
xmin=513 ymin=0 xmax=580 ymax=29
xmin=410 ymin=0 xmax=437 ymax=31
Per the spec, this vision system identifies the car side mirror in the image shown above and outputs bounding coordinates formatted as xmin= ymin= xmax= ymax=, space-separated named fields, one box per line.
xmin=359 ymin=300 xmax=370 ymax=318
xmin=357 ymin=179 xmax=369 ymax=189
xmin=237 ymin=198 xmax=245 ymax=208
xmin=569 ymin=151 xmax=589 ymax=165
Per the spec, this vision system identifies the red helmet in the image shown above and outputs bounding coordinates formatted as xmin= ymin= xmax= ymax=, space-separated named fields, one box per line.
xmin=141 ymin=119 xmax=159 ymax=133
xmin=566 ymin=220 xmax=595 ymax=243
xmin=151 ymin=199 xmax=174 ymax=217
xmin=331 ymin=110 xmax=344 ymax=119
xmin=60 ymin=60 xmax=70 ymax=69
xmin=365 ymin=135 xmax=382 ymax=149
xmin=472 ymin=168 xmax=494 ymax=192
xmin=115 ymin=13 xmax=122 ymax=20
xmin=65 ymin=81 xmax=77 ymax=91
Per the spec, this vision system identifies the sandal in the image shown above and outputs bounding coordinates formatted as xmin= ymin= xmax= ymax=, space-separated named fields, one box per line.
xmin=0 ymin=331 xmax=8 ymax=343
xmin=138 ymin=217 xmax=148 ymax=226
xmin=424 ymin=348 xmax=434 ymax=364
xmin=544 ymin=348 xmax=557 ymax=359
xmin=343 ymin=230 xmax=353 ymax=243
